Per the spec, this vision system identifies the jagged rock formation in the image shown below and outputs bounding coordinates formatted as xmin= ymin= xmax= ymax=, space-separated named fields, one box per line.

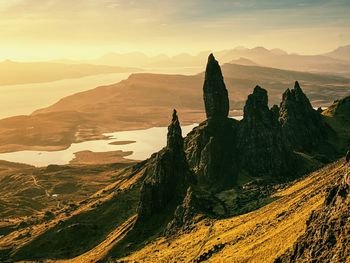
xmin=137 ymin=110 xmax=192 ymax=220
xmin=165 ymin=187 xmax=199 ymax=236
xmin=237 ymin=86 xmax=294 ymax=178
xmin=279 ymin=81 xmax=331 ymax=152
xmin=275 ymin=171 xmax=350 ymax=263
xmin=203 ymin=53 xmax=229 ymax=120
xmin=185 ymin=54 xmax=238 ymax=191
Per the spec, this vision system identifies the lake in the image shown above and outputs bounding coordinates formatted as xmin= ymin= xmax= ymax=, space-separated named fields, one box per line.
xmin=0 ymin=124 xmax=198 ymax=167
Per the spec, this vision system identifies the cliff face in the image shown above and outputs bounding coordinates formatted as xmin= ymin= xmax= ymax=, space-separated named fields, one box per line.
xmin=184 ymin=120 xmax=239 ymax=191
xmin=237 ymin=86 xmax=294 ymax=178
xmin=276 ymin=171 xmax=350 ymax=263
xmin=279 ymin=81 xmax=331 ymax=152
xmin=137 ymin=110 xmax=192 ymax=220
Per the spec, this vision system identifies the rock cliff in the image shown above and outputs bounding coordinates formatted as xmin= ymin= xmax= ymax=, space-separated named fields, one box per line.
xmin=237 ymin=86 xmax=294 ymax=178
xmin=279 ymin=81 xmax=331 ymax=152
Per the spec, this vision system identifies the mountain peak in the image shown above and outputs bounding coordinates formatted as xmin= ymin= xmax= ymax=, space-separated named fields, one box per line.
xmin=324 ymin=44 xmax=350 ymax=61
xmin=244 ymin=85 xmax=269 ymax=117
xmin=279 ymin=81 xmax=332 ymax=152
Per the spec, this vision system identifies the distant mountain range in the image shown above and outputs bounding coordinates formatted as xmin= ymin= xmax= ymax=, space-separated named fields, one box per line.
xmin=2 ymin=45 xmax=350 ymax=86
xmin=88 ymin=45 xmax=350 ymax=76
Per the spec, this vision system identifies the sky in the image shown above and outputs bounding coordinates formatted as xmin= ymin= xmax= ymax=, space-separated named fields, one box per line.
xmin=0 ymin=0 xmax=350 ymax=61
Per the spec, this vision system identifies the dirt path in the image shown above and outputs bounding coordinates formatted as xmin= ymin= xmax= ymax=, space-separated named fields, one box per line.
xmin=192 ymin=220 xmax=214 ymax=261
xmin=31 ymin=175 xmax=50 ymax=197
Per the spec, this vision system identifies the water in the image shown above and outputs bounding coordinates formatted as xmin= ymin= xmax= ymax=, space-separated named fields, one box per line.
xmin=0 ymin=73 xmax=132 ymax=119
xmin=0 ymin=124 xmax=197 ymax=167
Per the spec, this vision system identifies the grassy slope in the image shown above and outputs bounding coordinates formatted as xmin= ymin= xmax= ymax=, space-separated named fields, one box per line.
xmin=0 ymin=162 xmax=133 ymax=219
xmin=1 ymin=159 xmax=347 ymax=262
xmin=120 ymin=160 xmax=346 ymax=262
xmin=0 ymin=162 xmax=144 ymax=261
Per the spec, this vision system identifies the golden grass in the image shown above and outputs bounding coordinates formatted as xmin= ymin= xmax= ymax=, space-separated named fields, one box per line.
xmin=121 ymin=160 xmax=345 ymax=262
xmin=65 ymin=215 xmax=137 ymax=263
xmin=0 ymin=166 xmax=144 ymax=255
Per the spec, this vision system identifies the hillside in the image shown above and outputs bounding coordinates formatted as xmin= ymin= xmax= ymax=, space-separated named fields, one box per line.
xmin=121 ymin=160 xmax=347 ymax=262
xmin=0 ymin=63 xmax=349 ymax=153
xmin=0 ymin=155 xmax=347 ymax=262
xmin=324 ymin=44 xmax=350 ymax=61
xmin=230 ymin=57 xmax=259 ymax=66
xmin=0 ymin=60 xmax=139 ymax=86
xmin=0 ymin=161 xmax=134 ymax=219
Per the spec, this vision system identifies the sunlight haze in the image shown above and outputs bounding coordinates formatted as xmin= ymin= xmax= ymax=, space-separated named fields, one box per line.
xmin=0 ymin=0 xmax=349 ymax=61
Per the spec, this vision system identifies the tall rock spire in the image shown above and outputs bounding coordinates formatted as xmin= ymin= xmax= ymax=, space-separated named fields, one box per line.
xmin=203 ymin=54 xmax=229 ymax=120
xmin=137 ymin=110 xmax=191 ymax=220
xmin=167 ymin=109 xmax=183 ymax=150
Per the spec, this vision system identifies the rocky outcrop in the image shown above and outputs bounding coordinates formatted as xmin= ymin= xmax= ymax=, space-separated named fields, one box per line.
xmin=203 ymin=53 xmax=229 ymax=121
xmin=184 ymin=119 xmax=239 ymax=191
xmin=165 ymin=187 xmax=198 ymax=236
xmin=279 ymin=81 xmax=331 ymax=152
xmin=237 ymin=86 xmax=294 ymax=178
xmin=275 ymin=172 xmax=350 ymax=263
xmin=137 ymin=110 xmax=192 ymax=220
xmin=185 ymin=54 xmax=239 ymax=191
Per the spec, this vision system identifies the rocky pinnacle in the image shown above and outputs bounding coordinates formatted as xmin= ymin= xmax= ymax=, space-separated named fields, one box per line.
xmin=167 ymin=109 xmax=183 ymax=150
xmin=203 ymin=54 xmax=229 ymax=120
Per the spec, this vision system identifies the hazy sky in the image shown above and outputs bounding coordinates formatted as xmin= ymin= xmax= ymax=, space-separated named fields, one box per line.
xmin=0 ymin=0 xmax=349 ymax=60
